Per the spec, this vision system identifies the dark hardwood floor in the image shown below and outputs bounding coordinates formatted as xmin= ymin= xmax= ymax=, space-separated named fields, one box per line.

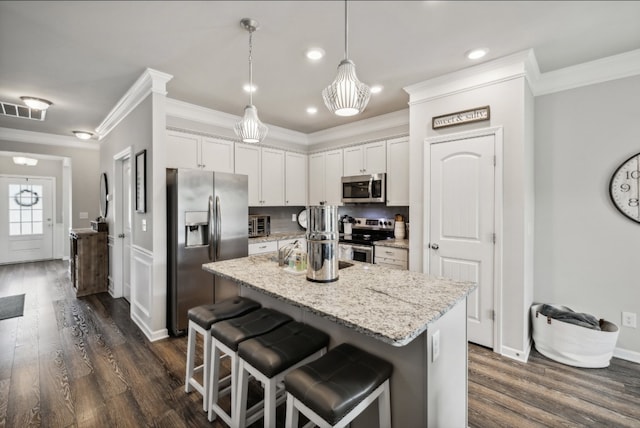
xmin=1 ymin=260 xmax=639 ymax=427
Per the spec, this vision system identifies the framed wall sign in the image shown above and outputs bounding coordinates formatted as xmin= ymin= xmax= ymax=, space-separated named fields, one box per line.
xmin=135 ymin=149 xmax=146 ymax=213
xmin=432 ymin=106 xmax=490 ymax=129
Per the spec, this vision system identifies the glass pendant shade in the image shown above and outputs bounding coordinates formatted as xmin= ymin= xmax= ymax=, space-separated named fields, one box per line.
xmin=235 ymin=104 xmax=268 ymax=143
xmin=322 ymin=59 xmax=371 ymax=116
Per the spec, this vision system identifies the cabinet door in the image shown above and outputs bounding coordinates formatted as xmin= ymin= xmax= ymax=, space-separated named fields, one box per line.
xmin=343 ymin=146 xmax=364 ymax=176
xmin=363 ymin=141 xmax=386 ymax=174
xmin=285 ymin=152 xmax=307 ymax=206
xmin=324 ymin=150 xmax=343 ymax=205
xmin=261 ymin=148 xmax=285 ymax=206
xmin=166 ymin=131 xmax=199 ymax=169
xmin=386 ymin=137 xmax=409 ymax=205
xmin=308 ymin=153 xmax=325 ymax=205
xmin=235 ymin=144 xmax=261 ymax=206
xmin=201 ymin=137 xmax=234 ymax=173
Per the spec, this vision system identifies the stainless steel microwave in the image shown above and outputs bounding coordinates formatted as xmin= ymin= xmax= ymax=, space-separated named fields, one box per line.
xmin=341 ymin=173 xmax=386 ymax=203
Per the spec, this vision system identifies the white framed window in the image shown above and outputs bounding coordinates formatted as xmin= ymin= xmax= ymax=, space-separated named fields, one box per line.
xmin=9 ymin=184 xmax=44 ymax=236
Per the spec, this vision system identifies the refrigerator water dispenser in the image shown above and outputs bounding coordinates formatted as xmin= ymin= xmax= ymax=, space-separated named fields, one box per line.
xmin=185 ymin=211 xmax=209 ymax=247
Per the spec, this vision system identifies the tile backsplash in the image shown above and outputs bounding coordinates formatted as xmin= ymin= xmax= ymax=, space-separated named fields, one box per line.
xmin=249 ymin=205 xmax=409 ymax=236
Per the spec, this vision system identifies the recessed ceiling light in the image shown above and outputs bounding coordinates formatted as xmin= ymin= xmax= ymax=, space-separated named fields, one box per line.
xmin=305 ymin=48 xmax=325 ymax=61
xmin=370 ymin=85 xmax=383 ymax=94
xmin=306 ymin=107 xmax=318 ymax=115
xmin=466 ymin=48 xmax=489 ymax=60
xmin=20 ymin=96 xmax=52 ymax=110
xmin=73 ymin=131 xmax=93 ymax=140
xmin=243 ymin=83 xmax=257 ymax=93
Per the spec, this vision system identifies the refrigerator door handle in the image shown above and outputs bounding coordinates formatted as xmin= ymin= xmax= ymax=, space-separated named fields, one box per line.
xmin=215 ymin=196 xmax=221 ymax=259
xmin=208 ymin=195 xmax=214 ymax=261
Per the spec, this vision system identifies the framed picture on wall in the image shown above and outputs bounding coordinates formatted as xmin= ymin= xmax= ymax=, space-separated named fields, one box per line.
xmin=135 ymin=149 xmax=146 ymax=213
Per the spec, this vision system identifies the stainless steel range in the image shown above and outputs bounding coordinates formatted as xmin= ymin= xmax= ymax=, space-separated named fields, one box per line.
xmin=339 ymin=217 xmax=395 ymax=263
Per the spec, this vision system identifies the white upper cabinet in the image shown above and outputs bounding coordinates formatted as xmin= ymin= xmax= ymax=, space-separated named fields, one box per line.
xmin=343 ymin=141 xmax=386 ymax=176
xmin=285 ymin=152 xmax=307 ymax=206
xmin=386 ymin=137 xmax=409 ymax=206
xmin=308 ymin=150 xmax=343 ymax=206
xmin=235 ymin=144 xmax=285 ymax=206
xmin=261 ymin=147 xmax=285 ymax=206
xmin=166 ymin=130 xmax=234 ymax=173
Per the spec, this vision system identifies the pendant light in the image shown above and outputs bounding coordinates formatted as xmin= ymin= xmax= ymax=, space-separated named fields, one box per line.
xmin=234 ymin=18 xmax=268 ymax=144
xmin=322 ymin=0 xmax=371 ymax=117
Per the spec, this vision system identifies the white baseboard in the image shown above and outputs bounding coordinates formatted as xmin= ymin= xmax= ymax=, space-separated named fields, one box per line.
xmin=130 ymin=310 xmax=169 ymax=342
xmin=500 ymin=342 xmax=531 ymax=363
xmin=613 ymin=347 xmax=640 ymax=364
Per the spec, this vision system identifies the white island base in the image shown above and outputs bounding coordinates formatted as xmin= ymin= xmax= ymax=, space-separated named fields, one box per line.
xmin=203 ymin=255 xmax=473 ymax=428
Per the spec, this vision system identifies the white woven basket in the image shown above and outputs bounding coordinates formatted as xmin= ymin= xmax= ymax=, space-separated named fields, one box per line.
xmin=531 ymin=304 xmax=619 ymax=368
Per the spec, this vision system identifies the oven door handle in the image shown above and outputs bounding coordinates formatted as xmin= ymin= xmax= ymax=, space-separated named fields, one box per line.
xmin=349 ymin=244 xmax=374 ymax=253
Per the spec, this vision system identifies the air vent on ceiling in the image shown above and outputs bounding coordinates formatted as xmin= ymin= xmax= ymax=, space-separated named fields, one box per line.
xmin=0 ymin=100 xmax=47 ymax=121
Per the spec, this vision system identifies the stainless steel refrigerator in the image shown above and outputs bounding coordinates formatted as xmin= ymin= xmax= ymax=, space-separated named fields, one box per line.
xmin=167 ymin=168 xmax=248 ymax=335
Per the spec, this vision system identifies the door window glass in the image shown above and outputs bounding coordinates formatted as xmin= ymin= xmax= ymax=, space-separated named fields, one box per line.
xmin=8 ymin=184 xmax=44 ymax=236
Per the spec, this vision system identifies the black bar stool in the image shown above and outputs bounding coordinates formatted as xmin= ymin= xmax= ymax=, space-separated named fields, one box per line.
xmin=185 ymin=297 xmax=260 ymax=411
xmin=235 ymin=321 xmax=330 ymax=428
xmin=284 ymin=343 xmax=393 ymax=428
xmin=208 ymin=307 xmax=293 ymax=426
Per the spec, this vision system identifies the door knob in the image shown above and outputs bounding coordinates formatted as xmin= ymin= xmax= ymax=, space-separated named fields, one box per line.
xmin=431 ymin=243 xmax=439 ymax=250
xmin=118 ymin=233 xmax=125 ymax=238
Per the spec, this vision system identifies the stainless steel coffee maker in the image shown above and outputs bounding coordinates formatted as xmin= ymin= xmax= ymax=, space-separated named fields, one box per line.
xmin=306 ymin=205 xmax=339 ymax=282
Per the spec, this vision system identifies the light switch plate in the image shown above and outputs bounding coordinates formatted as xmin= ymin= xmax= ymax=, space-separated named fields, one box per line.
xmin=292 ymin=214 xmax=297 ymax=221
xmin=142 ymin=218 xmax=147 ymax=232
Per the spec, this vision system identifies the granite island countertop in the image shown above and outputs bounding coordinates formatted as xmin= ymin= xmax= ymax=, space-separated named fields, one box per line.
xmin=203 ymin=254 xmax=475 ymax=347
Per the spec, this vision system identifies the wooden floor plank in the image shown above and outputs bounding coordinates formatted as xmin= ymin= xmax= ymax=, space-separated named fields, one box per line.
xmin=1 ymin=260 xmax=639 ymax=428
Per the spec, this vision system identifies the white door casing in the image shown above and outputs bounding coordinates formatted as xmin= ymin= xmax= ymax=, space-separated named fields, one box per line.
xmin=122 ymin=156 xmax=132 ymax=301
xmin=0 ymin=176 xmax=54 ymax=264
xmin=427 ymin=130 xmax=501 ymax=349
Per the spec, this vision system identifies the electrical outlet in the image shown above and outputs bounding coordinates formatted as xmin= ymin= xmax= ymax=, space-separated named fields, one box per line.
xmin=292 ymin=214 xmax=297 ymax=221
xmin=432 ymin=330 xmax=440 ymax=362
xmin=622 ymin=312 xmax=637 ymax=328
xmin=142 ymin=218 xmax=147 ymax=232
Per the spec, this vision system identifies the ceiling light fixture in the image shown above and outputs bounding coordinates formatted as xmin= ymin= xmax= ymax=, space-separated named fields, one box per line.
xmin=322 ymin=0 xmax=371 ymax=117
xmin=306 ymin=48 xmax=325 ymax=61
xmin=73 ymin=131 xmax=93 ymax=140
xmin=242 ymin=83 xmax=257 ymax=93
xmin=370 ymin=85 xmax=383 ymax=94
xmin=13 ymin=156 xmax=38 ymax=166
xmin=20 ymin=96 xmax=52 ymax=111
xmin=306 ymin=107 xmax=318 ymax=115
xmin=234 ymin=18 xmax=268 ymax=144
xmin=466 ymin=48 xmax=489 ymax=60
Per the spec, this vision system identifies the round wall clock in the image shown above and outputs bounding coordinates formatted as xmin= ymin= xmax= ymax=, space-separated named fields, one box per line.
xmin=609 ymin=152 xmax=640 ymax=223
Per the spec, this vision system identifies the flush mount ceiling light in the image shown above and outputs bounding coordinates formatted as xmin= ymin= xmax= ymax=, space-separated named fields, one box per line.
xmin=306 ymin=106 xmax=318 ymax=115
xmin=242 ymin=83 xmax=257 ymax=93
xmin=20 ymin=96 xmax=52 ymax=111
xmin=370 ymin=85 xmax=383 ymax=94
xmin=73 ymin=131 xmax=93 ymax=140
xmin=466 ymin=48 xmax=489 ymax=60
xmin=322 ymin=0 xmax=371 ymax=117
xmin=13 ymin=156 xmax=38 ymax=166
xmin=234 ymin=18 xmax=268 ymax=144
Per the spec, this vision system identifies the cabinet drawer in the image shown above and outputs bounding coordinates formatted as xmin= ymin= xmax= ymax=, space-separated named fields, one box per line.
xmin=375 ymin=259 xmax=407 ymax=270
xmin=249 ymin=240 xmax=278 ymax=255
xmin=375 ymin=246 xmax=408 ymax=261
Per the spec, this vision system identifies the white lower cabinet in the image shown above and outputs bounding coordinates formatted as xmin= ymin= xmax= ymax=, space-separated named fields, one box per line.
xmin=248 ymin=240 xmax=278 ymax=255
xmin=374 ymin=246 xmax=408 ymax=270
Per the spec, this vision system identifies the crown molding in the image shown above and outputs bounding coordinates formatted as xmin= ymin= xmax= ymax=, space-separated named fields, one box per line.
xmin=534 ymin=49 xmax=640 ymax=96
xmin=0 ymin=127 xmax=99 ymax=150
xmin=166 ymin=97 xmax=309 ymax=146
xmin=404 ymin=50 xmax=538 ymax=104
xmin=307 ymin=108 xmax=410 ymax=145
xmin=95 ymin=68 xmax=173 ymax=140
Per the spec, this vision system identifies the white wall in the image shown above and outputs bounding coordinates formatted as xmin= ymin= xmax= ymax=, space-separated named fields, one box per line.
xmin=534 ymin=75 xmax=640 ymax=356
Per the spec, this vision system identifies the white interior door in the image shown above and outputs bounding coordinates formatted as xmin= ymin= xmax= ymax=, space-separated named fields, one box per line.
xmin=429 ymin=135 xmax=495 ymax=347
xmin=122 ymin=157 xmax=132 ymax=301
xmin=0 ymin=176 xmax=54 ymax=264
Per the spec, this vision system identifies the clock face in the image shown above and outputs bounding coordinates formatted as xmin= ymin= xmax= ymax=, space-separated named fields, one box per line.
xmin=609 ymin=152 xmax=640 ymax=223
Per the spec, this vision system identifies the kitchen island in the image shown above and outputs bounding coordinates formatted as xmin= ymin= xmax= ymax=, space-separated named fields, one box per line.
xmin=203 ymin=254 xmax=476 ymax=427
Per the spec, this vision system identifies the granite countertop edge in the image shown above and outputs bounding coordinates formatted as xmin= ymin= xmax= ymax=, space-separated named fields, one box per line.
xmin=203 ymin=255 xmax=476 ymax=347
xmin=374 ymin=239 xmax=410 ymax=250
xmin=249 ymin=232 xmax=306 ymax=243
